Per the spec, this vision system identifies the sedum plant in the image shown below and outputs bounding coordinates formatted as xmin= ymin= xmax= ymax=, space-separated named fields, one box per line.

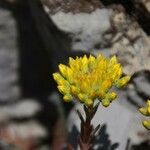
xmin=53 ymin=54 xmax=130 ymax=150
xmin=139 ymin=100 xmax=150 ymax=130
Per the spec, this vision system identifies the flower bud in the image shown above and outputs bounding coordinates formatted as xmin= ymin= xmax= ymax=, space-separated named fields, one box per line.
xmin=102 ymin=99 xmax=110 ymax=107
xmin=85 ymin=99 xmax=93 ymax=107
xmin=63 ymin=94 xmax=72 ymax=102
xmin=116 ymin=76 xmax=131 ymax=88
xmin=58 ymin=85 xmax=69 ymax=95
xmin=106 ymin=92 xmax=117 ymax=102
xmin=143 ymin=120 xmax=150 ymax=130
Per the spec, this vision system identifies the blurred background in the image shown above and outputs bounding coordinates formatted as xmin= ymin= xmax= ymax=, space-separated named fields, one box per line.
xmin=0 ymin=0 xmax=150 ymax=150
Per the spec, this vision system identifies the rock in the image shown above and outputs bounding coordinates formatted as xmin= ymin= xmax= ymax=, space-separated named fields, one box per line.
xmin=136 ymin=0 xmax=150 ymax=13
xmin=133 ymin=73 xmax=150 ymax=98
xmin=50 ymin=9 xmax=112 ymax=51
xmin=108 ymin=7 xmax=150 ymax=75
xmin=0 ymin=8 xmax=20 ymax=102
xmin=42 ymin=0 xmax=102 ymax=14
xmin=40 ymin=1 xmax=150 ymax=149
xmin=0 ymin=99 xmax=41 ymax=122
xmin=125 ymin=71 xmax=150 ymax=110
xmin=3 ymin=120 xmax=47 ymax=139
xmin=0 ymin=2 xmax=68 ymax=149
xmin=45 ymin=2 xmax=150 ymax=76
xmin=0 ymin=120 xmax=47 ymax=150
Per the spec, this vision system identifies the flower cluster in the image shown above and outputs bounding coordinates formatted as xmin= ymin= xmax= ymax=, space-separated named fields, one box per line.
xmin=139 ymin=100 xmax=150 ymax=130
xmin=53 ymin=54 xmax=130 ymax=107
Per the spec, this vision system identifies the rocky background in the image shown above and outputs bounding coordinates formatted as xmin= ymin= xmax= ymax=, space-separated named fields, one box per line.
xmin=0 ymin=0 xmax=150 ymax=150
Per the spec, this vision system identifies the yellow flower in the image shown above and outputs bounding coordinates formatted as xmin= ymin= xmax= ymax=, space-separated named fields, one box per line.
xmin=139 ymin=100 xmax=150 ymax=130
xmin=53 ymin=54 xmax=130 ymax=107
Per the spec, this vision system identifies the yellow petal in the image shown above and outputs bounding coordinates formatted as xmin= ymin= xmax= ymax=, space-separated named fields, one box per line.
xmin=80 ymin=81 xmax=89 ymax=92
xmin=101 ymin=99 xmax=110 ymax=107
xmin=82 ymin=55 xmax=88 ymax=64
xmin=89 ymin=55 xmax=95 ymax=62
xmin=88 ymin=55 xmax=96 ymax=69
xmin=97 ymin=54 xmax=104 ymax=61
xmin=78 ymin=93 xmax=87 ymax=102
xmin=147 ymin=100 xmax=150 ymax=106
xmin=148 ymin=107 xmax=150 ymax=114
xmin=69 ymin=57 xmax=75 ymax=68
xmin=82 ymin=55 xmax=89 ymax=73
xmin=109 ymin=55 xmax=117 ymax=65
xmin=117 ymin=66 xmax=123 ymax=78
xmin=53 ymin=73 xmax=67 ymax=85
xmin=53 ymin=73 xmax=62 ymax=81
xmin=101 ymin=79 xmax=112 ymax=92
xmin=63 ymin=94 xmax=72 ymax=102
xmin=71 ymin=85 xmax=79 ymax=95
xmin=66 ymin=68 xmax=73 ymax=83
xmin=145 ymin=100 xmax=150 ymax=115
xmin=85 ymin=99 xmax=93 ymax=107
xmin=57 ymin=85 xmax=69 ymax=95
xmin=139 ymin=107 xmax=149 ymax=116
xmin=143 ymin=120 xmax=150 ymax=130
xmin=105 ymin=92 xmax=117 ymax=102
xmin=59 ymin=64 xmax=68 ymax=77
xmin=111 ymin=64 xmax=122 ymax=80
xmin=97 ymin=91 xmax=105 ymax=100
xmin=116 ymin=76 xmax=131 ymax=88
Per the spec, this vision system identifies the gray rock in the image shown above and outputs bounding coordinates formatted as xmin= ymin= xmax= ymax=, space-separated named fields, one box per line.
xmin=0 ymin=8 xmax=20 ymax=102
xmin=134 ymin=73 xmax=150 ymax=98
xmin=125 ymin=71 xmax=150 ymax=111
xmin=0 ymin=99 xmax=41 ymax=122
xmin=5 ymin=120 xmax=47 ymax=139
xmin=50 ymin=9 xmax=112 ymax=51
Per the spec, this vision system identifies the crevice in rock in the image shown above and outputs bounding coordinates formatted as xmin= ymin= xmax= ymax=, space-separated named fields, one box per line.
xmin=100 ymin=0 xmax=150 ymax=35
